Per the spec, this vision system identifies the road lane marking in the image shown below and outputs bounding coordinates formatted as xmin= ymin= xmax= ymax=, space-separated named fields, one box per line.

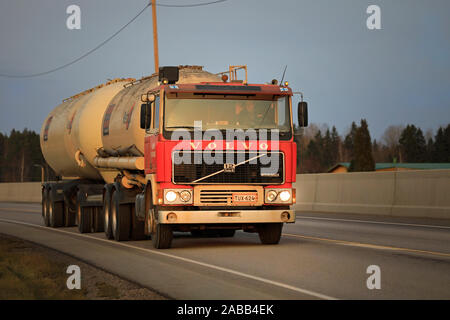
xmin=283 ymin=233 xmax=450 ymax=258
xmin=295 ymin=215 xmax=450 ymax=230
xmin=0 ymin=218 xmax=338 ymax=300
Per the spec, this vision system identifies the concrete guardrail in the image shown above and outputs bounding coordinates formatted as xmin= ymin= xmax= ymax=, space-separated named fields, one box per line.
xmin=0 ymin=182 xmax=42 ymax=203
xmin=1 ymin=170 xmax=449 ymax=219
xmin=292 ymin=169 xmax=450 ymax=219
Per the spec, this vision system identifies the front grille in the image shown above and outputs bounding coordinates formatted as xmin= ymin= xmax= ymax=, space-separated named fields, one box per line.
xmin=194 ymin=186 xmax=264 ymax=206
xmin=172 ymin=151 xmax=284 ymax=184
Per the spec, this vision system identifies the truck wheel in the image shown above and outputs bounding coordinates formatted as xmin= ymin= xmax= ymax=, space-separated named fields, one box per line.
xmin=42 ymin=188 xmax=50 ymax=227
xmin=77 ymin=204 xmax=92 ymax=233
xmin=152 ymin=223 xmax=173 ymax=249
xmin=103 ymin=186 xmax=114 ymax=239
xmin=257 ymin=223 xmax=283 ymax=245
xmin=111 ymin=189 xmax=130 ymax=241
xmin=92 ymin=207 xmax=104 ymax=232
xmin=218 ymin=229 xmax=236 ymax=238
xmin=64 ymin=194 xmax=76 ymax=227
xmin=131 ymin=205 xmax=146 ymax=240
xmin=49 ymin=195 xmax=64 ymax=228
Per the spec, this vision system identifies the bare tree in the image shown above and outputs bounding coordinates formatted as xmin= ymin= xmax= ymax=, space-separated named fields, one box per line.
xmin=381 ymin=125 xmax=404 ymax=162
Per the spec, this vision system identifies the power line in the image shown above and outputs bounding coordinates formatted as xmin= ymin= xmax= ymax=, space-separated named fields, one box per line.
xmin=0 ymin=3 xmax=151 ymax=78
xmin=0 ymin=0 xmax=228 ymax=79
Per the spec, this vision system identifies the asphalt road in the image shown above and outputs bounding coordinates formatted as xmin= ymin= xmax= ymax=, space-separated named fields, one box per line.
xmin=0 ymin=202 xmax=449 ymax=299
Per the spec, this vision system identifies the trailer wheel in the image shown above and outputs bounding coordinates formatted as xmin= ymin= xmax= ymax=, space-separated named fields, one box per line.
xmin=152 ymin=223 xmax=173 ymax=249
xmin=42 ymin=188 xmax=50 ymax=227
xmin=130 ymin=205 xmax=146 ymax=240
xmin=64 ymin=194 xmax=76 ymax=227
xmin=92 ymin=207 xmax=104 ymax=233
xmin=111 ymin=189 xmax=130 ymax=241
xmin=103 ymin=185 xmax=114 ymax=239
xmin=49 ymin=194 xmax=64 ymax=228
xmin=76 ymin=193 xmax=92 ymax=234
xmin=257 ymin=223 xmax=283 ymax=245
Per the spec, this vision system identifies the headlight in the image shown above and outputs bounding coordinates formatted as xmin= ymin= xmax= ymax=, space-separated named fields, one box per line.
xmin=266 ymin=190 xmax=278 ymax=202
xmin=165 ymin=191 xmax=177 ymax=203
xmin=179 ymin=190 xmax=192 ymax=202
xmin=279 ymin=190 xmax=291 ymax=202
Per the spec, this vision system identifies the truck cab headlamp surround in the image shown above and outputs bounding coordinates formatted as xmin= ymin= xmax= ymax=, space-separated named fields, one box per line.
xmin=165 ymin=190 xmax=177 ymax=203
xmin=265 ymin=189 xmax=293 ymax=204
xmin=163 ymin=189 xmax=193 ymax=204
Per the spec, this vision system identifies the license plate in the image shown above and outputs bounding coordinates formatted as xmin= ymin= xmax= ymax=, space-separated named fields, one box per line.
xmin=232 ymin=193 xmax=257 ymax=204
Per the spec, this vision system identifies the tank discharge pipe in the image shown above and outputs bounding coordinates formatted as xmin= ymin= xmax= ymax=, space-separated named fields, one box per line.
xmin=93 ymin=156 xmax=145 ymax=171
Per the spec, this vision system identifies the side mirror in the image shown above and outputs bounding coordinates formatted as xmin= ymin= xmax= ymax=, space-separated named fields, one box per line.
xmin=298 ymin=101 xmax=308 ymax=127
xmin=140 ymin=103 xmax=152 ymax=130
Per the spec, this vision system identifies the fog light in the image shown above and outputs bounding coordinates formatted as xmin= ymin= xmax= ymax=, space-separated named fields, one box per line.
xmin=180 ymin=190 xmax=191 ymax=202
xmin=281 ymin=211 xmax=290 ymax=222
xmin=279 ymin=190 xmax=291 ymax=202
xmin=167 ymin=212 xmax=177 ymax=223
xmin=165 ymin=191 xmax=177 ymax=203
xmin=266 ymin=190 xmax=278 ymax=202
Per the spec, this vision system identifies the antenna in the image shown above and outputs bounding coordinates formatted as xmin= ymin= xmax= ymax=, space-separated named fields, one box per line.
xmin=279 ymin=65 xmax=287 ymax=85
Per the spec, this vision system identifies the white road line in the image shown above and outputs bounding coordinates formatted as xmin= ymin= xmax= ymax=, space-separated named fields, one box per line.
xmin=296 ymin=215 xmax=450 ymax=229
xmin=0 ymin=218 xmax=338 ymax=300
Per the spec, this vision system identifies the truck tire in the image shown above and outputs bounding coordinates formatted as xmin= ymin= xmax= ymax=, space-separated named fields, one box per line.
xmin=103 ymin=185 xmax=114 ymax=239
xmin=42 ymin=188 xmax=50 ymax=227
xmin=77 ymin=199 xmax=92 ymax=234
xmin=64 ymin=194 xmax=76 ymax=227
xmin=152 ymin=223 xmax=173 ymax=249
xmin=257 ymin=223 xmax=283 ymax=245
xmin=130 ymin=205 xmax=146 ymax=240
xmin=92 ymin=207 xmax=104 ymax=233
xmin=49 ymin=195 xmax=64 ymax=228
xmin=111 ymin=189 xmax=131 ymax=241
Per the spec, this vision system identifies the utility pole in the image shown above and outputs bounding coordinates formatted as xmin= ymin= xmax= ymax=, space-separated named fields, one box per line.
xmin=151 ymin=0 xmax=159 ymax=73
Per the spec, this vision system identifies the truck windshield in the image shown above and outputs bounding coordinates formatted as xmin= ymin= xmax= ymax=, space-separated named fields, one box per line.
xmin=164 ymin=96 xmax=292 ymax=134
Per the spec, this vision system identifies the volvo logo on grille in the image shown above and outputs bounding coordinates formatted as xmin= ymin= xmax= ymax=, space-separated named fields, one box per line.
xmin=224 ymin=163 xmax=235 ymax=173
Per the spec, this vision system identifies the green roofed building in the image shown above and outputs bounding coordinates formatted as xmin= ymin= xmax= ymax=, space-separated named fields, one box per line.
xmin=328 ymin=162 xmax=450 ymax=173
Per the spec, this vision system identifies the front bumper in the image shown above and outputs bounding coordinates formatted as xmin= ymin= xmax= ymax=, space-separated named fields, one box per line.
xmin=157 ymin=209 xmax=295 ymax=224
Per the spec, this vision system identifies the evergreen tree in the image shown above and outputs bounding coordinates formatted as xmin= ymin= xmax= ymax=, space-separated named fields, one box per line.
xmin=399 ymin=125 xmax=427 ymax=162
xmin=344 ymin=121 xmax=357 ymax=161
xmin=426 ymin=137 xmax=434 ymax=162
xmin=0 ymin=129 xmax=54 ymax=182
xmin=330 ymin=126 xmax=341 ymax=163
xmin=351 ymin=119 xmax=375 ymax=172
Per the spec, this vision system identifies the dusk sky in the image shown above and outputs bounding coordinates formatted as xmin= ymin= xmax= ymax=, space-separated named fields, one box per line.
xmin=0 ymin=0 xmax=449 ymax=140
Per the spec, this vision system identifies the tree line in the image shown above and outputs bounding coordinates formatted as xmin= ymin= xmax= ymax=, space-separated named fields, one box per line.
xmin=0 ymin=124 xmax=449 ymax=182
xmin=0 ymin=129 xmax=56 ymax=182
xmin=295 ymin=121 xmax=450 ymax=173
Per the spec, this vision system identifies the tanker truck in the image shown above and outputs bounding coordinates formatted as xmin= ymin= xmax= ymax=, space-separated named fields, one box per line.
xmin=40 ymin=65 xmax=308 ymax=249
